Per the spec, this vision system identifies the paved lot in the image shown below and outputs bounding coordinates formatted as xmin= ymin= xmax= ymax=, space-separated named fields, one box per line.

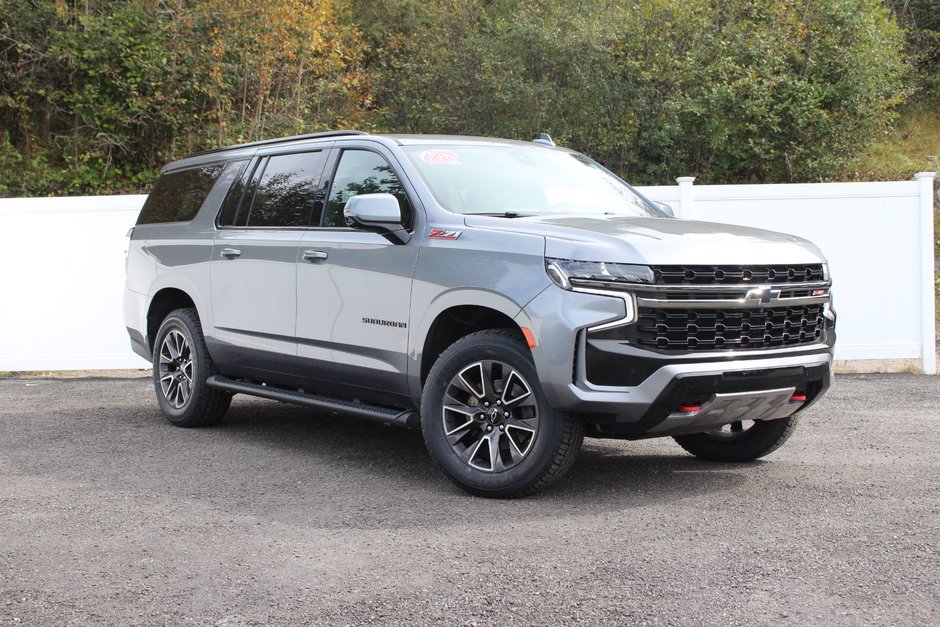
xmin=1 ymin=373 xmax=938 ymax=625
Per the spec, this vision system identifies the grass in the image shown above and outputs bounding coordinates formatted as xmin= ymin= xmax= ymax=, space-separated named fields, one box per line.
xmin=844 ymin=104 xmax=940 ymax=181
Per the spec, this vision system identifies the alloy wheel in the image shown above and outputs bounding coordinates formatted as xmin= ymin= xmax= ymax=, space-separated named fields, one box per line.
xmin=158 ymin=329 xmax=195 ymax=408
xmin=441 ymin=360 xmax=540 ymax=472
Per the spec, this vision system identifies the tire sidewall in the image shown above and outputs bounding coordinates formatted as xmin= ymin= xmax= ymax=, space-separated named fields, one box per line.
xmin=675 ymin=415 xmax=799 ymax=462
xmin=421 ymin=334 xmax=563 ymax=496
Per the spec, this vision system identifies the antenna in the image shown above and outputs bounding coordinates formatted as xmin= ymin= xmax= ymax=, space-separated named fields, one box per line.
xmin=532 ymin=133 xmax=556 ymax=147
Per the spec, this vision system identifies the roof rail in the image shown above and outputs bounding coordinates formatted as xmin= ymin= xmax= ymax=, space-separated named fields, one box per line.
xmin=190 ymin=130 xmax=368 ymax=157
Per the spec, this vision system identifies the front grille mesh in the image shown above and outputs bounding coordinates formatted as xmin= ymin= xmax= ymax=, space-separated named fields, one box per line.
xmin=623 ymin=304 xmax=825 ymax=351
xmin=651 ymin=264 xmax=824 ymax=285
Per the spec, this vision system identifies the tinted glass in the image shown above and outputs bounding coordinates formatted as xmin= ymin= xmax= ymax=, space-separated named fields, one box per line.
xmin=245 ymin=151 xmax=325 ymax=227
xmin=402 ymin=144 xmax=659 ymax=218
xmin=216 ymin=160 xmax=252 ymax=227
xmin=137 ymin=163 xmax=224 ymax=224
xmin=322 ymin=150 xmax=412 ymax=229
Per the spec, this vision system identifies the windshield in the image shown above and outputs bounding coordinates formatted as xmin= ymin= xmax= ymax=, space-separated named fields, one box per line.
xmin=403 ymin=144 xmax=660 ymax=217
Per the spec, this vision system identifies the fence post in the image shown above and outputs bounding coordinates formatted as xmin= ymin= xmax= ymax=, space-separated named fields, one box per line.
xmin=915 ymin=171 xmax=937 ymax=374
xmin=676 ymin=176 xmax=696 ymax=219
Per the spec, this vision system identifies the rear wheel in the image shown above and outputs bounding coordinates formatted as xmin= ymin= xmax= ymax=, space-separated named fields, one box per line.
xmin=152 ymin=308 xmax=231 ymax=427
xmin=421 ymin=329 xmax=583 ymax=498
xmin=673 ymin=415 xmax=799 ymax=462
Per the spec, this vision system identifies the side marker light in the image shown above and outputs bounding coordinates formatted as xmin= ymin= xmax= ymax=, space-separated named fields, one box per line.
xmin=520 ymin=327 xmax=537 ymax=349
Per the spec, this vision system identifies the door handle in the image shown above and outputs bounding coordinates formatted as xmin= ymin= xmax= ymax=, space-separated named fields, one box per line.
xmin=220 ymin=248 xmax=242 ymax=258
xmin=302 ymin=250 xmax=328 ymax=262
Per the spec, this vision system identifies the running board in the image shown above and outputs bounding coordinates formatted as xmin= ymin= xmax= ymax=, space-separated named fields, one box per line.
xmin=205 ymin=375 xmax=419 ymax=429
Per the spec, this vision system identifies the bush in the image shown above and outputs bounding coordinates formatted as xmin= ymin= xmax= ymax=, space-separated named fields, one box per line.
xmin=0 ymin=0 xmax=915 ymax=193
xmin=366 ymin=0 xmax=909 ymax=184
xmin=0 ymin=0 xmax=367 ymax=195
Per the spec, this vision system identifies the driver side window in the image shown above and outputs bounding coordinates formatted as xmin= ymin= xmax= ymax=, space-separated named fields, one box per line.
xmin=321 ymin=150 xmax=413 ymax=229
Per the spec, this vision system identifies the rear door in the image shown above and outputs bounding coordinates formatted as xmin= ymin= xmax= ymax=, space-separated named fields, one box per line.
xmin=210 ymin=148 xmax=328 ymax=367
xmin=295 ymin=146 xmax=421 ymax=397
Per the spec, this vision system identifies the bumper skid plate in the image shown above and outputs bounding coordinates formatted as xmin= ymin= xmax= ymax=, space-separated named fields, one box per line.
xmin=650 ymin=386 xmax=800 ymax=434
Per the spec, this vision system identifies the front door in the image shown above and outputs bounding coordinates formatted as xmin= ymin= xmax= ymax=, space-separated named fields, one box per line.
xmin=295 ymin=148 xmax=420 ymax=398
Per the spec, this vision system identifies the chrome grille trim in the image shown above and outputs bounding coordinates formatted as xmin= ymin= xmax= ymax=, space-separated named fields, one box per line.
xmin=636 ymin=294 xmax=830 ymax=309
xmin=579 ymin=265 xmax=831 ymax=353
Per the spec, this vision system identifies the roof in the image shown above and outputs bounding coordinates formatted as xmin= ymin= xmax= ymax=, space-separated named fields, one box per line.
xmin=162 ymin=131 xmax=565 ymax=173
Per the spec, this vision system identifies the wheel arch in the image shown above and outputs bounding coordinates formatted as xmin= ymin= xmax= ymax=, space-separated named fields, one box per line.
xmin=419 ymin=304 xmax=528 ymax=387
xmin=146 ymin=288 xmax=198 ymax=352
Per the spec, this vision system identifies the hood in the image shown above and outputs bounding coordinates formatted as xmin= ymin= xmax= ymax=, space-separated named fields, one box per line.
xmin=462 ymin=214 xmax=826 ymax=265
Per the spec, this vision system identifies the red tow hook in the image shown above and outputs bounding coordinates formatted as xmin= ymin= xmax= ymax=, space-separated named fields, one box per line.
xmin=790 ymin=393 xmax=807 ymax=402
xmin=677 ymin=404 xmax=701 ymax=413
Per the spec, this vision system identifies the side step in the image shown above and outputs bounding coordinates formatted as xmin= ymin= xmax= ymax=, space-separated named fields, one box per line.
xmin=206 ymin=375 xmax=419 ymax=429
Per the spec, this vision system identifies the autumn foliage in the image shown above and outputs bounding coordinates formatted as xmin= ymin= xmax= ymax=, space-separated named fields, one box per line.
xmin=0 ymin=0 xmax=926 ymax=195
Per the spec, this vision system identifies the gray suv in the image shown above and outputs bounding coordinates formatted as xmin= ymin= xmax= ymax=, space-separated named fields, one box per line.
xmin=124 ymin=131 xmax=835 ymax=497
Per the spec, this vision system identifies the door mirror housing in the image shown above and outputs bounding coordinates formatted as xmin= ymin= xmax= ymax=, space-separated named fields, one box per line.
xmin=343 ymin=193 xmax=410 ymax=243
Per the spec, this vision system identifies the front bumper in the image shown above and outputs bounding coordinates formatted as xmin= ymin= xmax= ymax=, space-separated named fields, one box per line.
xmin=573 ymin=354 xmax=831 ymax=438
xmin=518 ymin=286 xmax=834 ymax=439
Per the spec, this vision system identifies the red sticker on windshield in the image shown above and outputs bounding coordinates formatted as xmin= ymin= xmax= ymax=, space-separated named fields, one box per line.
xmin=420 ymin=149 xmax=460 ymax=165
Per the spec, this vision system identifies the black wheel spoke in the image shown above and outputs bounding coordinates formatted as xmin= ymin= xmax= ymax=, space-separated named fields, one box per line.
xmin=455 ymin=362 xmax=486 ymax=399
xmin=486 ymin=433 xmax=505 ymax=472
xmin=500 ymin=368 xmax=532 ymax=407
xmin=442 ymin=398 xmax=479 ymax=440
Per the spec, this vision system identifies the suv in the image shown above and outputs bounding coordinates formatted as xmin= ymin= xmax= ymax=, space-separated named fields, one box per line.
xmin=124 ymin=131 xmax=835 ymax=497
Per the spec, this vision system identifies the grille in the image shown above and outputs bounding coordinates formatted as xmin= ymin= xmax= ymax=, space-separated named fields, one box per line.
xmin=651 ymin=264 xmax=824 ymax=285
xmin=623 ymin=304 xmax=825 ymax=351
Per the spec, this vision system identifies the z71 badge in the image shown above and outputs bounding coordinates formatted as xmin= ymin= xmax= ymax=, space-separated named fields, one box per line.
xmin=428 ymin=229 xmax=461 ymax=240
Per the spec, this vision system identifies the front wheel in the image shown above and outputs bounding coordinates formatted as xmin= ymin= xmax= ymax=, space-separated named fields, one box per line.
xmin=152 ymin=308 xmax=231 ymax=427
xmin=421 ymin=329 xmax=583 ymax=498
xmin=673 ymin=415 xmax=799 ymax=462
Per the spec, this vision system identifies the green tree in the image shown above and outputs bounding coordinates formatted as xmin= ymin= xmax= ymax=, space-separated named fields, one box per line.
xmin=886 ymin=0 xmax=940 ymax=100
xmin=364 ymin=0 xmax=908 ymax=183
xmin=0 ymin=0 xmax=368 ymax=195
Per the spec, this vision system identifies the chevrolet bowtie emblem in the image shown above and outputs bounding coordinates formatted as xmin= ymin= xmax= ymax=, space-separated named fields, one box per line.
xmin=744 ymin=286 xmax=781 ymax=304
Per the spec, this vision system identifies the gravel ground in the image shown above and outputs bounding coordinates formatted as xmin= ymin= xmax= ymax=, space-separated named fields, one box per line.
xmin=1 ymin=373 xmax=938 ymax=625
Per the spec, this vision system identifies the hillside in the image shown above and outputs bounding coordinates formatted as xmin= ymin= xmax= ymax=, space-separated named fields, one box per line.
xmin=845 ymin=105 xmax=940 ymax=181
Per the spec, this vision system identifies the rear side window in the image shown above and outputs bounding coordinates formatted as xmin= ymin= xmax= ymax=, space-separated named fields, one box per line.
xmin=137 ymin=164 xmax=225 ymax=224
xmin=245 ymin=151 xmax=326 ymax=228
xmin=217 ymin=160 xmax=255 ymax=227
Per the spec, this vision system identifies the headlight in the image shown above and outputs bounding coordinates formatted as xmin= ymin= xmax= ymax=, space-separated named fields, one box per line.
xmin=545 ymin=258 xmax=654 ymax=290
xmin=545 ymin=258 xmax=644 ymax=331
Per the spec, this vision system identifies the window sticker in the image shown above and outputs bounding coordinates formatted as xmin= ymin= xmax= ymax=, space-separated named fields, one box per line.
xmin=420 ymin=149 xmax=461 ymax=165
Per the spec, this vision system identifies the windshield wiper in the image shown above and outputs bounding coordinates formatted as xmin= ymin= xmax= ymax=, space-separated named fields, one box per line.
xmin=470 ymin=211 xmax=532 ymax=218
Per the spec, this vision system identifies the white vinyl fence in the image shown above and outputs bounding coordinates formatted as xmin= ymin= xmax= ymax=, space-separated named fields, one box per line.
xmin=0 ymin=172 xmax=936 ymax=373
xmin=0 ymin=195 xmax=150 ymax=370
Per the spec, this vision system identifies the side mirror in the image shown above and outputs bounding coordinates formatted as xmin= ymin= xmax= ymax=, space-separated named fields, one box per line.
xmin=343 ymin=193 xmax=410 ymax=243
xmin=655 ymin=201 xmax=675 ymax=217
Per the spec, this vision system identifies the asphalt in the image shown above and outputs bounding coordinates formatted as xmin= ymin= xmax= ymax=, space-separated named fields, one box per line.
xmin=1 ymin=373 xmax=938 ymax=625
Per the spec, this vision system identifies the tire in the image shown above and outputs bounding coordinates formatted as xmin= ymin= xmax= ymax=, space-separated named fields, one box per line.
xmin=421 ymin=329 xmax=583 ymax=498
xmin=152 ymin=307 xmax=231 ymax=427
xmin=673 ymin=415 xmax=800 ymax=462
